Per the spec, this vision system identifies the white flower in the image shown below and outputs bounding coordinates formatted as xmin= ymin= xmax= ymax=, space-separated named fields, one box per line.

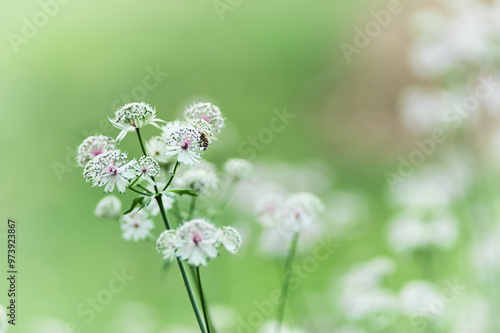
xmin=134 ymin=155 xmax=160 ymax=185
xmin=120 ymin=209 xmax=155 ymax=241
xmin=94 ymin=195 xmax=122 ymax=219
xmin=161 ymin=120 xmax=188 ymax=139
xmin=146 ymin=136 xmax=171 ymax=163
xmin=224 ymin=158 xmax=254 ymax=180
xmin=76 ymin=135 xmax=116 ymax=167
xmin=109 ymin=102 xmax=165 ymax=141
xmin=174 ymin=162 xmax=218 ymax=194
xmin=279 ymin=192 xmax=324 ymax=231
xmin=255 ymin=193 xmax=285 ymax=228
xmin=0 ymin=305 xmax=7 ymax=333
xmin=398 ymin=280 xmax=441 ymax=319
xmin=341 ymin=256 xmax=396 ymax=290
xmin=216 ymin=226 xmax=242 ymax=254
xmin=386 ymin=210 xmax=459 ymax=253
xmin=83 ymin=150 xmax=138 ymax=194
xmin=185 ymin=102 xmax=225 ymax=132
xmin=174 ymin=219 xmax=219 ymax=266
xmin=164 ymin=126 xmax=203 ymax=166
xmin=156 ymin=230 xmax=177 ymax=261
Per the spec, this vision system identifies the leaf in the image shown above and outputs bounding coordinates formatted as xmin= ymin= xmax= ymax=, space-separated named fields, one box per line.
xmin=123 ymin=197 xmax=145 ymax=215
xmin=168 ymin=189 xmax=199 ymax=197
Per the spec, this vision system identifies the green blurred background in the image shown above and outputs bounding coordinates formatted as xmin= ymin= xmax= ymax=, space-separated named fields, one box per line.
xmin=0 ymin=0 xmax=472 ymax=332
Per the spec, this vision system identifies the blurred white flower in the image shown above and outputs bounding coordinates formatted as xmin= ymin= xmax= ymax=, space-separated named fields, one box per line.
xmin=255 ymin=193 xmax=285 ymax=228
xmin=120 ymin=209 xmax=155 ymax=242
xmin=224 ymin=158 xmax=254 ymax=180
xmin=398 ymin=280 xmax=441 ymax=319
xmin=447 ymin=295 xmax=491 ymax=333
xmin=174 ymin=162 xmax=218 ymax=194
xmin=469 ymin=224 xmax=500 ymax=278
xmin=109 ymin=102 xmax=164 ymax=141
xmin=325 ymin=191 xmax=369 ymax=233
xmin=341 ymin=256 xmax=396 ymax=290
xmin=386 ymin=210 xmax=459 ymax=253
xmin=185 ymin=102 xmax=225 ymax=133
xmin=83 ymin=150 xmax=138 ymax=194
xmin=156 ymin=230 xmax=177 ymax=261
xmin=94 ymin=195 xmax=122 ymax=219
xmin=164 ymin=126 xmax=203 ymax=166
xmin=145 ymin=136 xmax=171 ymax=163
xmin=76 ymin=135 xmax=116 ymax=167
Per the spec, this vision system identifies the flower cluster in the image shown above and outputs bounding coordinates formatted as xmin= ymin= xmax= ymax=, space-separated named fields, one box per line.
xmin=76 ymin=135 xmax=116 ymax=167
xmin=83 ymin=150 xmax=138 ymax=193
xmin=94 ymin=195 xmax=122 ymax=219
xmin=134 ymin=155 xmax=160 ymax=185
xmin=109 ymin=102 xmax=165 ymax=141
xmin=174 ymin=162 xmax=218 ymax=195
xmin=185 ymin=102 xmax=225 ymax=132
xmin=156 ymin=219 xmax=242 ymax=266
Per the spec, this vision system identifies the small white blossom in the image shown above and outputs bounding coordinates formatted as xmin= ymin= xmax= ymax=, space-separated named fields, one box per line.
xmin=134 ymin=155 xmax=160 ymax=185
xmin=216 ymin=226 xmax=242 ymax=254
xmin=109 ymin=102 xmax=165 ymax=141
xmin=164 ymin=126 xmax=202 ymax=167
xmin=94 ymin=195 xmax=122 ymax=219
xmin=161 ymin=120 xmax=188 ymax=139
xmin=255 ymin=193 xmax=285 ymax=228
xmin=76 ymin=135 xmax=116 ymax=167
xmin=146 ymin=136 xmax=171 ymax=163
xmin=174 ymin=219 xmax=219 ymax=266
xmin=120 ymin=209 xmax=155 ymax=242
xmin=185 ymin=102 xmax=225 ymax=132
xmin=224 ymin=158 xmax=254 ymax=180
xmin=174 ymin=163 xmax=218 ymax=194
xmin=83 ymin=150 xmax=138 ymax=194
xmin=156 ymin=230 xmax=177 ymax=261
xmin=279 ymin=192 xmax=324 ymax=231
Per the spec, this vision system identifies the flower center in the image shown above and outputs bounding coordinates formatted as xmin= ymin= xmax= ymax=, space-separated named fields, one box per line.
xmin=181 ymin=141 xmax=190 ymax=150
xmin=200 ymin=114 xmax=211 ymax=123
xmin=193 ymin=234 xmax=202 ymax=246
xmin=142 ymin=168 xmax=148 ymax=174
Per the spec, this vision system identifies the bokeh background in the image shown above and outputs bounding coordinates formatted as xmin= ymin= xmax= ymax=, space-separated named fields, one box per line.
xmin=2 ymin=0 xmax=500 ymax=332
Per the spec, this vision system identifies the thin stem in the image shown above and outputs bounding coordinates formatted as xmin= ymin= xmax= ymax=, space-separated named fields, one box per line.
xmin=188 ymin=196 xmax=197 ymax=220
xmin=156 ymin=195 xmax=207 ymax=333
xmin=127 ymin=187 xmax=151 ymax=196
xmin=196 ymin=267 xmax=212 ymax=333
xmin=137 ymin=183 xmax=154 ymax=194
xmin=163 ymin=161 xmax=180 ymax=191
xmin=276 ymin=232 xmax=299 ymax=333
xmin=136 ymin=128 xmax=148 ymax=156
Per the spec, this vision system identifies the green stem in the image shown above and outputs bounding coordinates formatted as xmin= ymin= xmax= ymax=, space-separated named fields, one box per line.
xmin=196 ymin=267 xmax=212 ymax=333
xmin=163 ymin=161 xmax=180 ymax=191
xmin=136 ymin=128 xmax=148 ymax=156
xmin=127 ymin=187 xmax=151 ymax=196
xmin=188 ymin=196 xmax=197 ymax=220
xmin=276 ymin=232 xmax=299 ymax=333
xmin=156 ymin=195 xmax=207 ymax=333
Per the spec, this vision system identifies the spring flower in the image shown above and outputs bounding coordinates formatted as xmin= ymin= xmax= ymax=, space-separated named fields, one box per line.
xmin=94 ymin=195 xmax=122 ymax=219
xmin=164 ymin=126 xmax=203 ymax=166
xmin=146 ymin=136 xmax=171 ymax=163
xmin=76 ymin=135 xmax=117 ymax=167
xmin=224 ymin=158 xmax=254 ymax=180
xmin=174 ymin=162 xmax=218 ymax=194
xmin=185 ymin=102 xmax=225 ymax=132
xmin=156 ymin=230 xmax=177 ymax=261
xmin=174 ymin=219 xmax=219 ymax=266
xmin=216 ymin=226 xmax=242 ymax=254
xmin=134 ymin=155 xmax=160 ymax=185
xmin=255 ymin=193 xmax=285 ymax=228
xmin=161 ymin=120 xmax=188 ymax=139
xmin=279 ymin=192 xmax=324 ymax=231
xmin=83 ymin=150 xmax=138 ymax=194
xmin=109 ymin=102 xmax=165 ymax=141
xmin=120 ymin=209 xmax=155 ymax=241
